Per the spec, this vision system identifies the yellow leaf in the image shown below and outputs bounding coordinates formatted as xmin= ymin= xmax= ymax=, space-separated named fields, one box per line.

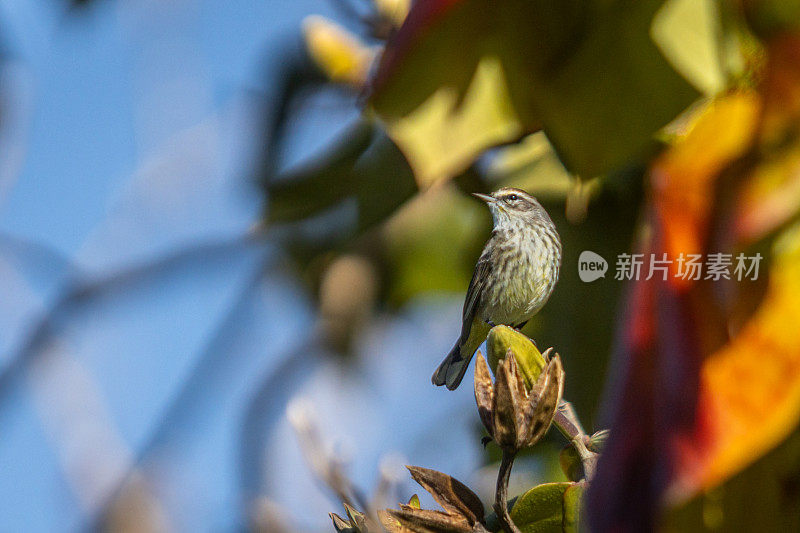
xmin=303 ymin=15 xmax=375 ymax=87
xmin=383 ymin=57 xmax=522 ymax=187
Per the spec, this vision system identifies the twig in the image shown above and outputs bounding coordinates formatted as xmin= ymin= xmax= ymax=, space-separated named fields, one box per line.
xmin=493 ymin=449 xmax=521 ymax=533
xmin=553 ymin=400 xmax=598 ymax=480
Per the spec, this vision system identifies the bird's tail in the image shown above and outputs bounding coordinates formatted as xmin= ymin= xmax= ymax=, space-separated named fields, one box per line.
xmin=431 ymin=341 xmax=472 ymax=390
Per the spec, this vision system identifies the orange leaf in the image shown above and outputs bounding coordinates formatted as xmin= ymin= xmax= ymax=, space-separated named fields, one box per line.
xmin=682 ymin=225 xmax=800 ymax=492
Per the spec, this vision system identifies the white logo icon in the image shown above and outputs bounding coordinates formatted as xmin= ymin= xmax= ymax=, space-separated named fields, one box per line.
xmin=578 ymin=251 xmax=608 ymax=282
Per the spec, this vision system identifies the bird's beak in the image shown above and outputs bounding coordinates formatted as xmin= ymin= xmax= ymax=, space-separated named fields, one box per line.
xmin=471 ymin=192 xmax=496 ymax=203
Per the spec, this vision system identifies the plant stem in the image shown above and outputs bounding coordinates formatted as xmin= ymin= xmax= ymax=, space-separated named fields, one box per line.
xmin=494 ymin=449 xmax=521 ymax=533
xmin=553 ymin=400 xmax=598 ymax=480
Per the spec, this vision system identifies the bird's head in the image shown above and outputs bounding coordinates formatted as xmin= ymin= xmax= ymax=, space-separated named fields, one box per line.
xmin=472 ymin=188 xmax=549 ymax=228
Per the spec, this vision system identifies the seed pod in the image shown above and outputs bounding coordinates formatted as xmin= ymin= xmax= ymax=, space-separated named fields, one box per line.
xmin=475 ymin=348 xmax=565 ymax=452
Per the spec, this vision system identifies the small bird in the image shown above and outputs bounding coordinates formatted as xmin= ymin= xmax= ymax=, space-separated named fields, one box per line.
xmin=432 ymin=187 xmax=562 ymax=390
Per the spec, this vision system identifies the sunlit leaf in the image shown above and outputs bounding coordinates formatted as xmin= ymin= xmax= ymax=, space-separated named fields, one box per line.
xmin=650 ymin=92 xmax=761 ymax=278
xmin=374 ymin=0 xmax=412 ymax=27
xmin=651 ymin=0 xmax=728 ymax=96
xmin=486 ymin=133 xmax=576 ymax=201
xmin=383 ymin=57 xmax=522 ymax=187
xmin=371 ymin=0 xmax=702 ymax=177
xmin=407 ymin=494 xmax=420 ymax=509
xmin=736 ymin=34 xmax=800 ymax=243
xmin=683 ymin=222 xmax=800 ymax=492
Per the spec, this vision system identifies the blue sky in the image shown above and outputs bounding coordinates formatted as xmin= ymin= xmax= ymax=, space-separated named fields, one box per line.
xmin=0 ymin=1 xmax=481 ymax=530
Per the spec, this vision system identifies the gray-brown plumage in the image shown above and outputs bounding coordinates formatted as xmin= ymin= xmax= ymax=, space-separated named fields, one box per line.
xmin=432 ymin=187 xmax=562 ymax=390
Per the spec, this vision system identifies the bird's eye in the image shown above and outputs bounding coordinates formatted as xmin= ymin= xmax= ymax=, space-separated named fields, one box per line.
xmin=506 ymin=194 xmax=519 ymax=202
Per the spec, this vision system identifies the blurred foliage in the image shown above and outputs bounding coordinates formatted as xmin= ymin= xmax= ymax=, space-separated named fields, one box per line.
xmin=303 ymin=16 xmax=376 ymax=88
xmin=266 ymin=120 xmax=417 ymax=233
xmin=382 ymin=187 xmax=487 ymax=305
xmin=588 ymin=10 xmax=800 ymax=530
xmin=382 ymin=56 xmax=522 ymax=187
xmin=261 ymin=0 xmax=800 ymax=530
xmin=665 ymin=428 xmax=800 ymax=532
xmin=370 ymin=0 xmax=714 ymax=177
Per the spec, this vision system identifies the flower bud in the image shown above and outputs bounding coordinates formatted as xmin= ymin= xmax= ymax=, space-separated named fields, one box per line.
xmin=486 ymin=326 xmax=548 ymax=390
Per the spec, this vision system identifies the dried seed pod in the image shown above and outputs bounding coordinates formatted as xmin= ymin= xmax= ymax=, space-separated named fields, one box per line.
xmin=474 ymin=349 xmax=565 ymax=452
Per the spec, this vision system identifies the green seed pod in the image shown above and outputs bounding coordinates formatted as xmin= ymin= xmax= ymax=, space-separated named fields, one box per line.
xmin=486 ymin=326 xmax=547 ymax=390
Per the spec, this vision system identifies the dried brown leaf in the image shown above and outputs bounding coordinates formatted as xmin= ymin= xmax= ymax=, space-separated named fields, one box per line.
xmin=386 ymin=508 xmax=472 ymax=533
xmin=541 ymin=347 xmax=554 ymax=362
xmin=406 ymin=466 xmax=484 ymax=525
xmin=330 ymin=512 xmax=352 ymax=532
xmin=379 ymin=509 xmax=415 ymax=533
xmin=343 ymin=503 xmax=368 ymax=531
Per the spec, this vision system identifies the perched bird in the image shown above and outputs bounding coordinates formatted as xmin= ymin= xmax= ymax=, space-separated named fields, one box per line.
xmin=432 ymin=187 xmax=562 ymax=390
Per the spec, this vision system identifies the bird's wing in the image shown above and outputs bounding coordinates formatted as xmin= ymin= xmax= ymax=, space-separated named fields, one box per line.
xmin=460 ymin=254 xmax=492 ymax=345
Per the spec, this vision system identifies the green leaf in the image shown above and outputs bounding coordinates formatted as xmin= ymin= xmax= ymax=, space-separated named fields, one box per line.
xmin=562 ymin=483 xmax=585 ymax=533
xmin=383 ymin=56 xmax=523 ymax=187
xmin=508 ymin=482 xmax=576 ymax=533
xmin=351 ymin=128 xmax=419 ymax=231
xmin=408 ymin=494 xmax=421 ymax=509
xmin=371 ymin=0 xmax=702 ymax=177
